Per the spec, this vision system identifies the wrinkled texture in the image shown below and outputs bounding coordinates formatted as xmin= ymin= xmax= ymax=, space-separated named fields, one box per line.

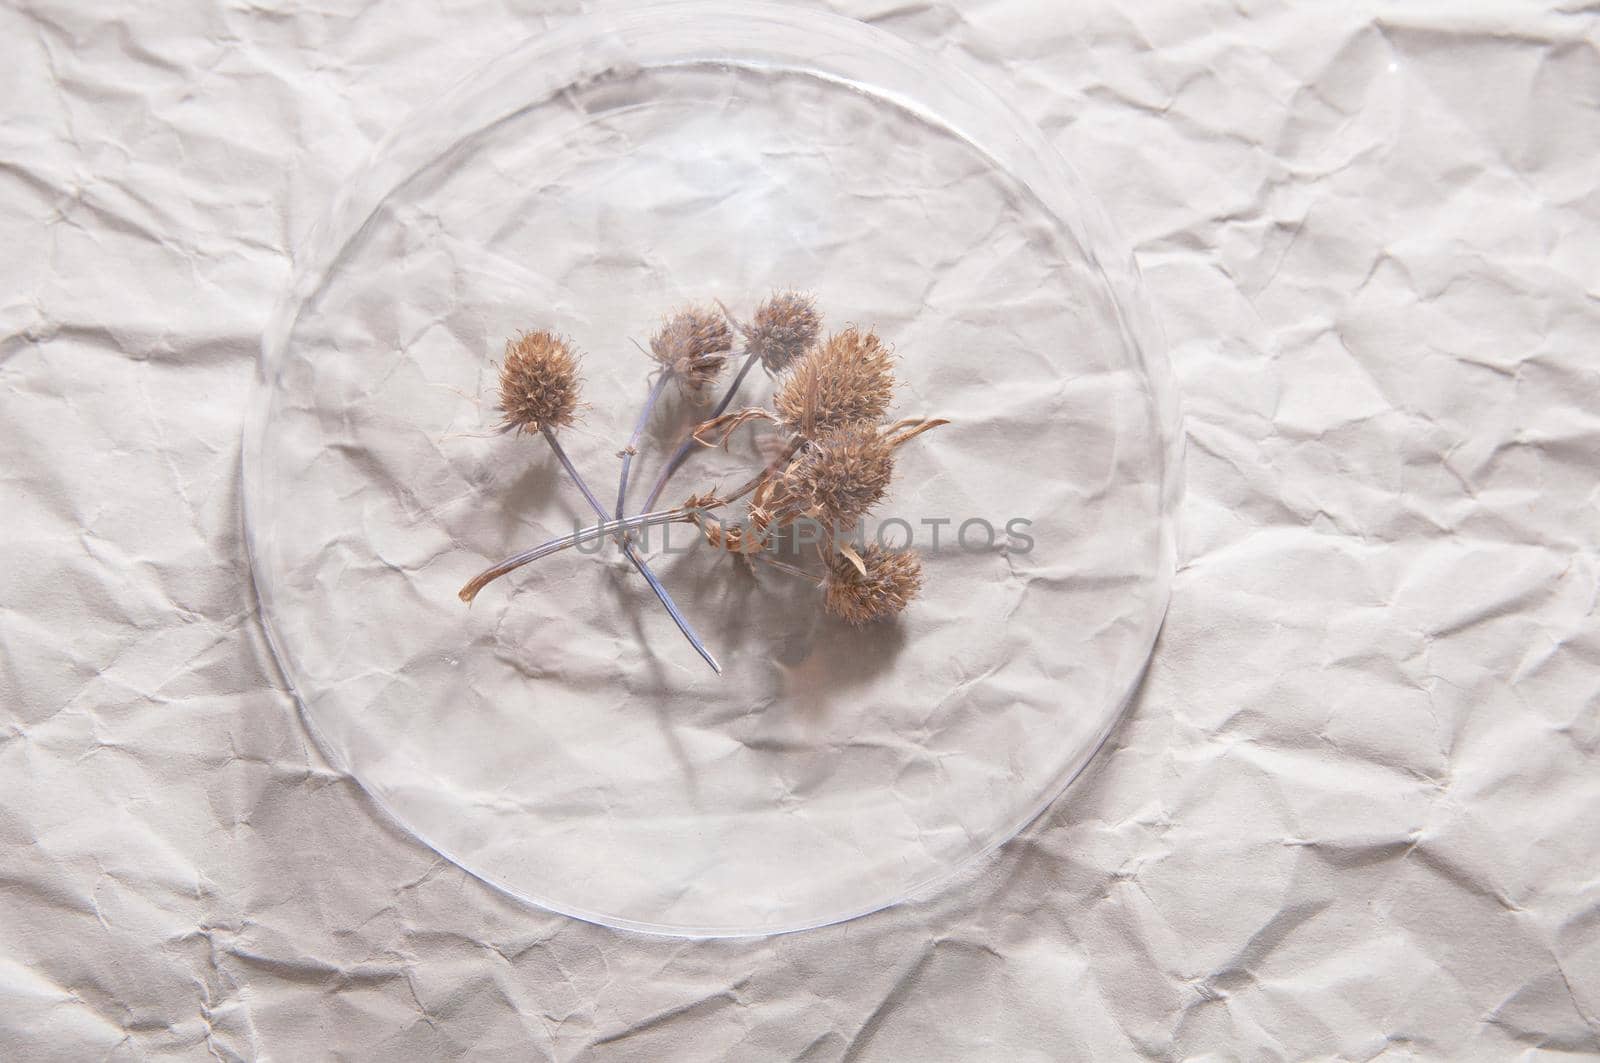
xmin=1 ymin=1 xmax=1598 ymax=1061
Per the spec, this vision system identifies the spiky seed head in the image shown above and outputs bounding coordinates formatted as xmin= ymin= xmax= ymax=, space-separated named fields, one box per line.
xmin=742 ymin=290 xmax=822 ymax=373
xmin=498 ymin=330 xmax=581 ymax=433
xmin=774 ymin=326 xmax=895 ymax=439
xmin=650 ymin=305 xmax=733 ymax=396
xmin=823 ymin=545 xmax=923 ymax=625
xmin=778 ymin=423 xmax=894 ymax=530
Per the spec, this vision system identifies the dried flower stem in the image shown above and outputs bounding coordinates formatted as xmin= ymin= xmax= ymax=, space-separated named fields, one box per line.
xmin=501 ymin=427 xmax=721 ymax=674
xmin=547 ymin=428 xmax=720 ymax=674
xmin=459 ymin=507 xmax=697 ymax=604
xmin=638 ymin=349 xmax=762 ymax=516
xmin=720 ymin=436 xmax=805 ymax=504
xmin=616 ymin=369 xmax=672 ymax=520
xmin=460 ymin=443 xmax=797 ymax=605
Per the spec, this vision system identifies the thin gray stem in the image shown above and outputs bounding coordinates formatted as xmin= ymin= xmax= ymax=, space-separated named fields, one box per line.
xmin=459 ymin=508 xmax=695 ymax=605
xmin=617 ymin=369 xmax=672 ymax=519
xmin=641 ymin=349 xmax=762 ymax=514
xmin=541 ymin=427 xmax=720 ymax=674
xmin=458 ymin=460 xmax=775 ymax=610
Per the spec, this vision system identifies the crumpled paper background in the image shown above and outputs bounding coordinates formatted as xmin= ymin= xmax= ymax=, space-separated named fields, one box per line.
xmin=2 ymin=0 xmax=1597 ymax=1058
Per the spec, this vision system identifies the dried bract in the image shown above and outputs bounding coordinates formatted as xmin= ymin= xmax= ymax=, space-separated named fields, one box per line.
xmin=650 ymin=306 xmax=733 ymax=395
xmin=741 ymin=290 xmax=822 ymax=373
xmin=777 ymin=423 xmax=894 ymax=530
xmin=823 ymin=545 xmax=923 ymax=625
xmin=499 ymin=330 xmax=581 ymax=433
xmin=774 ymin=326 xmax=894 ymax=438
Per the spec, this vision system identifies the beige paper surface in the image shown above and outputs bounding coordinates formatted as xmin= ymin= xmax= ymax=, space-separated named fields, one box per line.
xmin=1 ymin=0 xmax=1596 ymax=1058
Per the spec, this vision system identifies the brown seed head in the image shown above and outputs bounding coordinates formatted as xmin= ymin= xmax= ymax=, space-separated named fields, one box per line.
xmin=777 ymin=423 xmax=894 ymax=530
xmin=774 ymin=326 xmax=894 ymax=438
xmin=650 ymin=305 xmax=733 ymax=395
xmin=741 ymin=290 xmax=822 ymax=373
xmin=823 ymin=545 xmax=923 ymax=625
xmin=498 ymin=330 xmax=581 ymax=433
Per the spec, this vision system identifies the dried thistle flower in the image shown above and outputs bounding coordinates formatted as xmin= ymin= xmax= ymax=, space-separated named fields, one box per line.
xmin=823 ymin=544 xmax=923 ymax=625
xmin=774 ymin=326 xmax=894 ymax=439
xmin=462 ymin=294 xmax=946 ymax=669
xmin=776 ymin=423 xmax=895 ymax=530
xmin=650 ymin=305 xmax=733 ymax=395
xmin=741 ymin=290 xmax=822 ymax=373
xmin=499 ymin=330 xmax=581 ymax=433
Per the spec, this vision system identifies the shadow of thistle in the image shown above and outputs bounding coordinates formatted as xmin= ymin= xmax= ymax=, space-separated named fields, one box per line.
xmin=492 ymin=449 xmax=569 ymax=541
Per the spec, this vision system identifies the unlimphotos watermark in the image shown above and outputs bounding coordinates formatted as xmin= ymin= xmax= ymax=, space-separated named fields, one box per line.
xmin=575 ymin=514 xmax=1035 ymax=556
